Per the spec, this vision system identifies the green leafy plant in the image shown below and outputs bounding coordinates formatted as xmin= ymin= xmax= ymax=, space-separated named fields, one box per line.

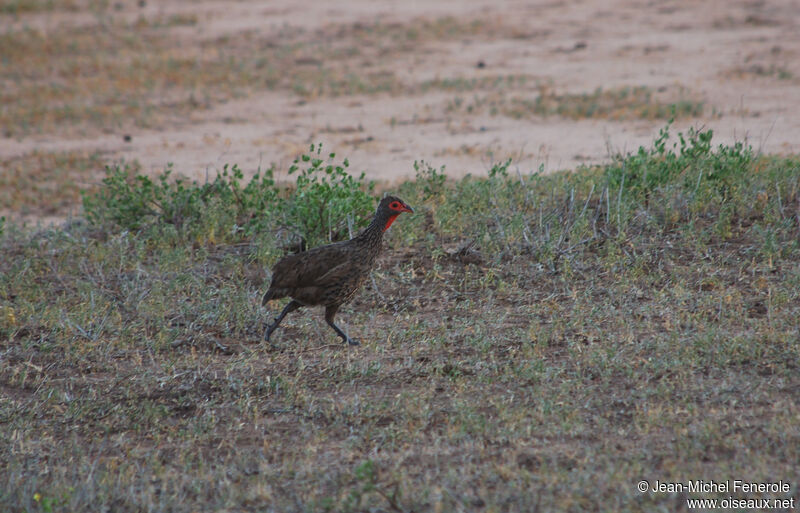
xmin=81 ymin=144 xmax=374 ymax=246
xmin=488 ymin=157 xmax=511 ymax=179
xmin=413 ymin=160 xmax=447 ymax=201
xmin=342 ymin=460 xmax=404 ymax=513
xmin=80 ymin=162 xmax=266 ymax=235
xmin=604 ymin=122 xmax=752 ymax=196
xmin=283 ymin=143 xmax=375 ymax=246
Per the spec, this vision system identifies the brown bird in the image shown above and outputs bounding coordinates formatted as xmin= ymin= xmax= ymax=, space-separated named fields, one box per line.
xmin=262 ymin=195 xmax=414 ymax=345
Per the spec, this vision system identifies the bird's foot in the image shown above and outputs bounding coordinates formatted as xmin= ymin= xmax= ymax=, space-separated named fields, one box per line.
xmin=262 ymin=329 xmax=280 ymax=350
xmin=344 ymin=337 xmax=360 ymax=346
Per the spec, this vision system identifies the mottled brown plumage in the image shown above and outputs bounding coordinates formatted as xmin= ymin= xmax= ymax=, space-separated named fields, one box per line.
xmin=262 ymin=195 xmax=414 ymax=345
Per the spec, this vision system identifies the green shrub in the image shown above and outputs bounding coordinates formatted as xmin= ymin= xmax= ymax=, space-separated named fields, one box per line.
xmin=604 ymin=122 xmax=752 ymax=195
xmin=81 ymin=144 xmax=374 ymax=246
xmin=413 ymin=160 xmax=447 ymax=201
xmin=284 ymin=143 xmax=375 ymax=246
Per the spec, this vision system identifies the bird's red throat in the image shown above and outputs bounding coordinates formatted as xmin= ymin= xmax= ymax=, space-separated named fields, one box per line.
xmin=383 ymin=214 xmax=400 ymax=232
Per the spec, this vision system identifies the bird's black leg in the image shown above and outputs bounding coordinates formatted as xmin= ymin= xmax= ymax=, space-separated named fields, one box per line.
xmin=325 ymin=305 xmax=359 ymax=346
xmin=264 ymin=300 xmax=302 ymax=342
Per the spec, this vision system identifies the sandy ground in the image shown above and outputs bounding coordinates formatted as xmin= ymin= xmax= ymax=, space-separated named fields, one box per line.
xmin=2 ymin=0 xmax=799 ymax=185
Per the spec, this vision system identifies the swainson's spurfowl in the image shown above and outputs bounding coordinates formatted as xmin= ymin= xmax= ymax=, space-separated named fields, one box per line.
xmin=262 ymin=195 xmax=414 ymax=345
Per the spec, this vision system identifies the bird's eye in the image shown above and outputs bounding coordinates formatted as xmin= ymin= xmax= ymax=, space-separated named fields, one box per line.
xmin=390 ymin=201 xmax=400 ymax=209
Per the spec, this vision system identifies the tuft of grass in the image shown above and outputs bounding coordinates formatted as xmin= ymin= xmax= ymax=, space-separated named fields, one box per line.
xmin=728 ymin=64 xmax=796 ymax=81
xmin=2 ymin=128 xmax=799 ymax=511
xmin=527 ymin=85 xmax=704 ymax=120
xmin=444 ymin=85 xmax=705 ymax=121
xmin=0 ymin=0 xmax=89 ymax=14
xmin=419 ymin=74 xmax=530 ymax=93
xmin=0 ymin=0 xmax=109 ymax=14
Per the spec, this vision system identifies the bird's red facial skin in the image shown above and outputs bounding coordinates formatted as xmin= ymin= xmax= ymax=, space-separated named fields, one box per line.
xmin=389 ymin=201 xmax=413 ymax=214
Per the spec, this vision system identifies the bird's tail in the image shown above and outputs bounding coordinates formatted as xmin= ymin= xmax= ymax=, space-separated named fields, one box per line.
xmin=262 ymin=289 xmax=274 ymax=306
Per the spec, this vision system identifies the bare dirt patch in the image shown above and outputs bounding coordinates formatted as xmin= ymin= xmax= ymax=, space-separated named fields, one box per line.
xmin=1 ymin=0 xmax=799 ymax=222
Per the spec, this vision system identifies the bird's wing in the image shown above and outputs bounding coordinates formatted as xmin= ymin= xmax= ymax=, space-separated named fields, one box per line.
xmin=270 ymin=242 xmax=356 ymax=289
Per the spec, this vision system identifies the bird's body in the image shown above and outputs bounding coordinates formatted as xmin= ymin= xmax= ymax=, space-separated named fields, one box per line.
xmin=262 ymin=196 xmax=413 ymax=345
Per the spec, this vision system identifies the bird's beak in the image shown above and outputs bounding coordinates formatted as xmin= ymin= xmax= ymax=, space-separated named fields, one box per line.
xmin=402 ymin=204 xmax=414 ymax=214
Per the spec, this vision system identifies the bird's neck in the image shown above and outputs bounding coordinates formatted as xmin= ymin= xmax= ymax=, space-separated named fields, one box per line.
xmin=354 ymin=210 xmax=392 ymax=248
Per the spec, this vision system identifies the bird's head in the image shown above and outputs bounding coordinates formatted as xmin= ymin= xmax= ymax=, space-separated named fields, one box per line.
xmin=377 ymin=195 xmax=414 ymax=231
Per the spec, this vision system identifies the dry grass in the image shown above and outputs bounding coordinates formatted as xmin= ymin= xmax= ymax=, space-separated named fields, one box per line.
xmin=1 ymin=10 xmax=707 ymax=140
xmin=1 ymin=6 xmax=793 ymax=511
xmin=0 ymin=0 xmax=108 ymax=15
xmin=0 ymin=21 xmax=261 ymax=137
xmin=442 ymin=85 xmax=705 ymax=121
xmin=0 ymin=14 xmax=512 ymax=137
xmin=2 ymin=136 xmax=799 ymax=511
xmin=0 ymin=150 xmax=108 ymax=219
